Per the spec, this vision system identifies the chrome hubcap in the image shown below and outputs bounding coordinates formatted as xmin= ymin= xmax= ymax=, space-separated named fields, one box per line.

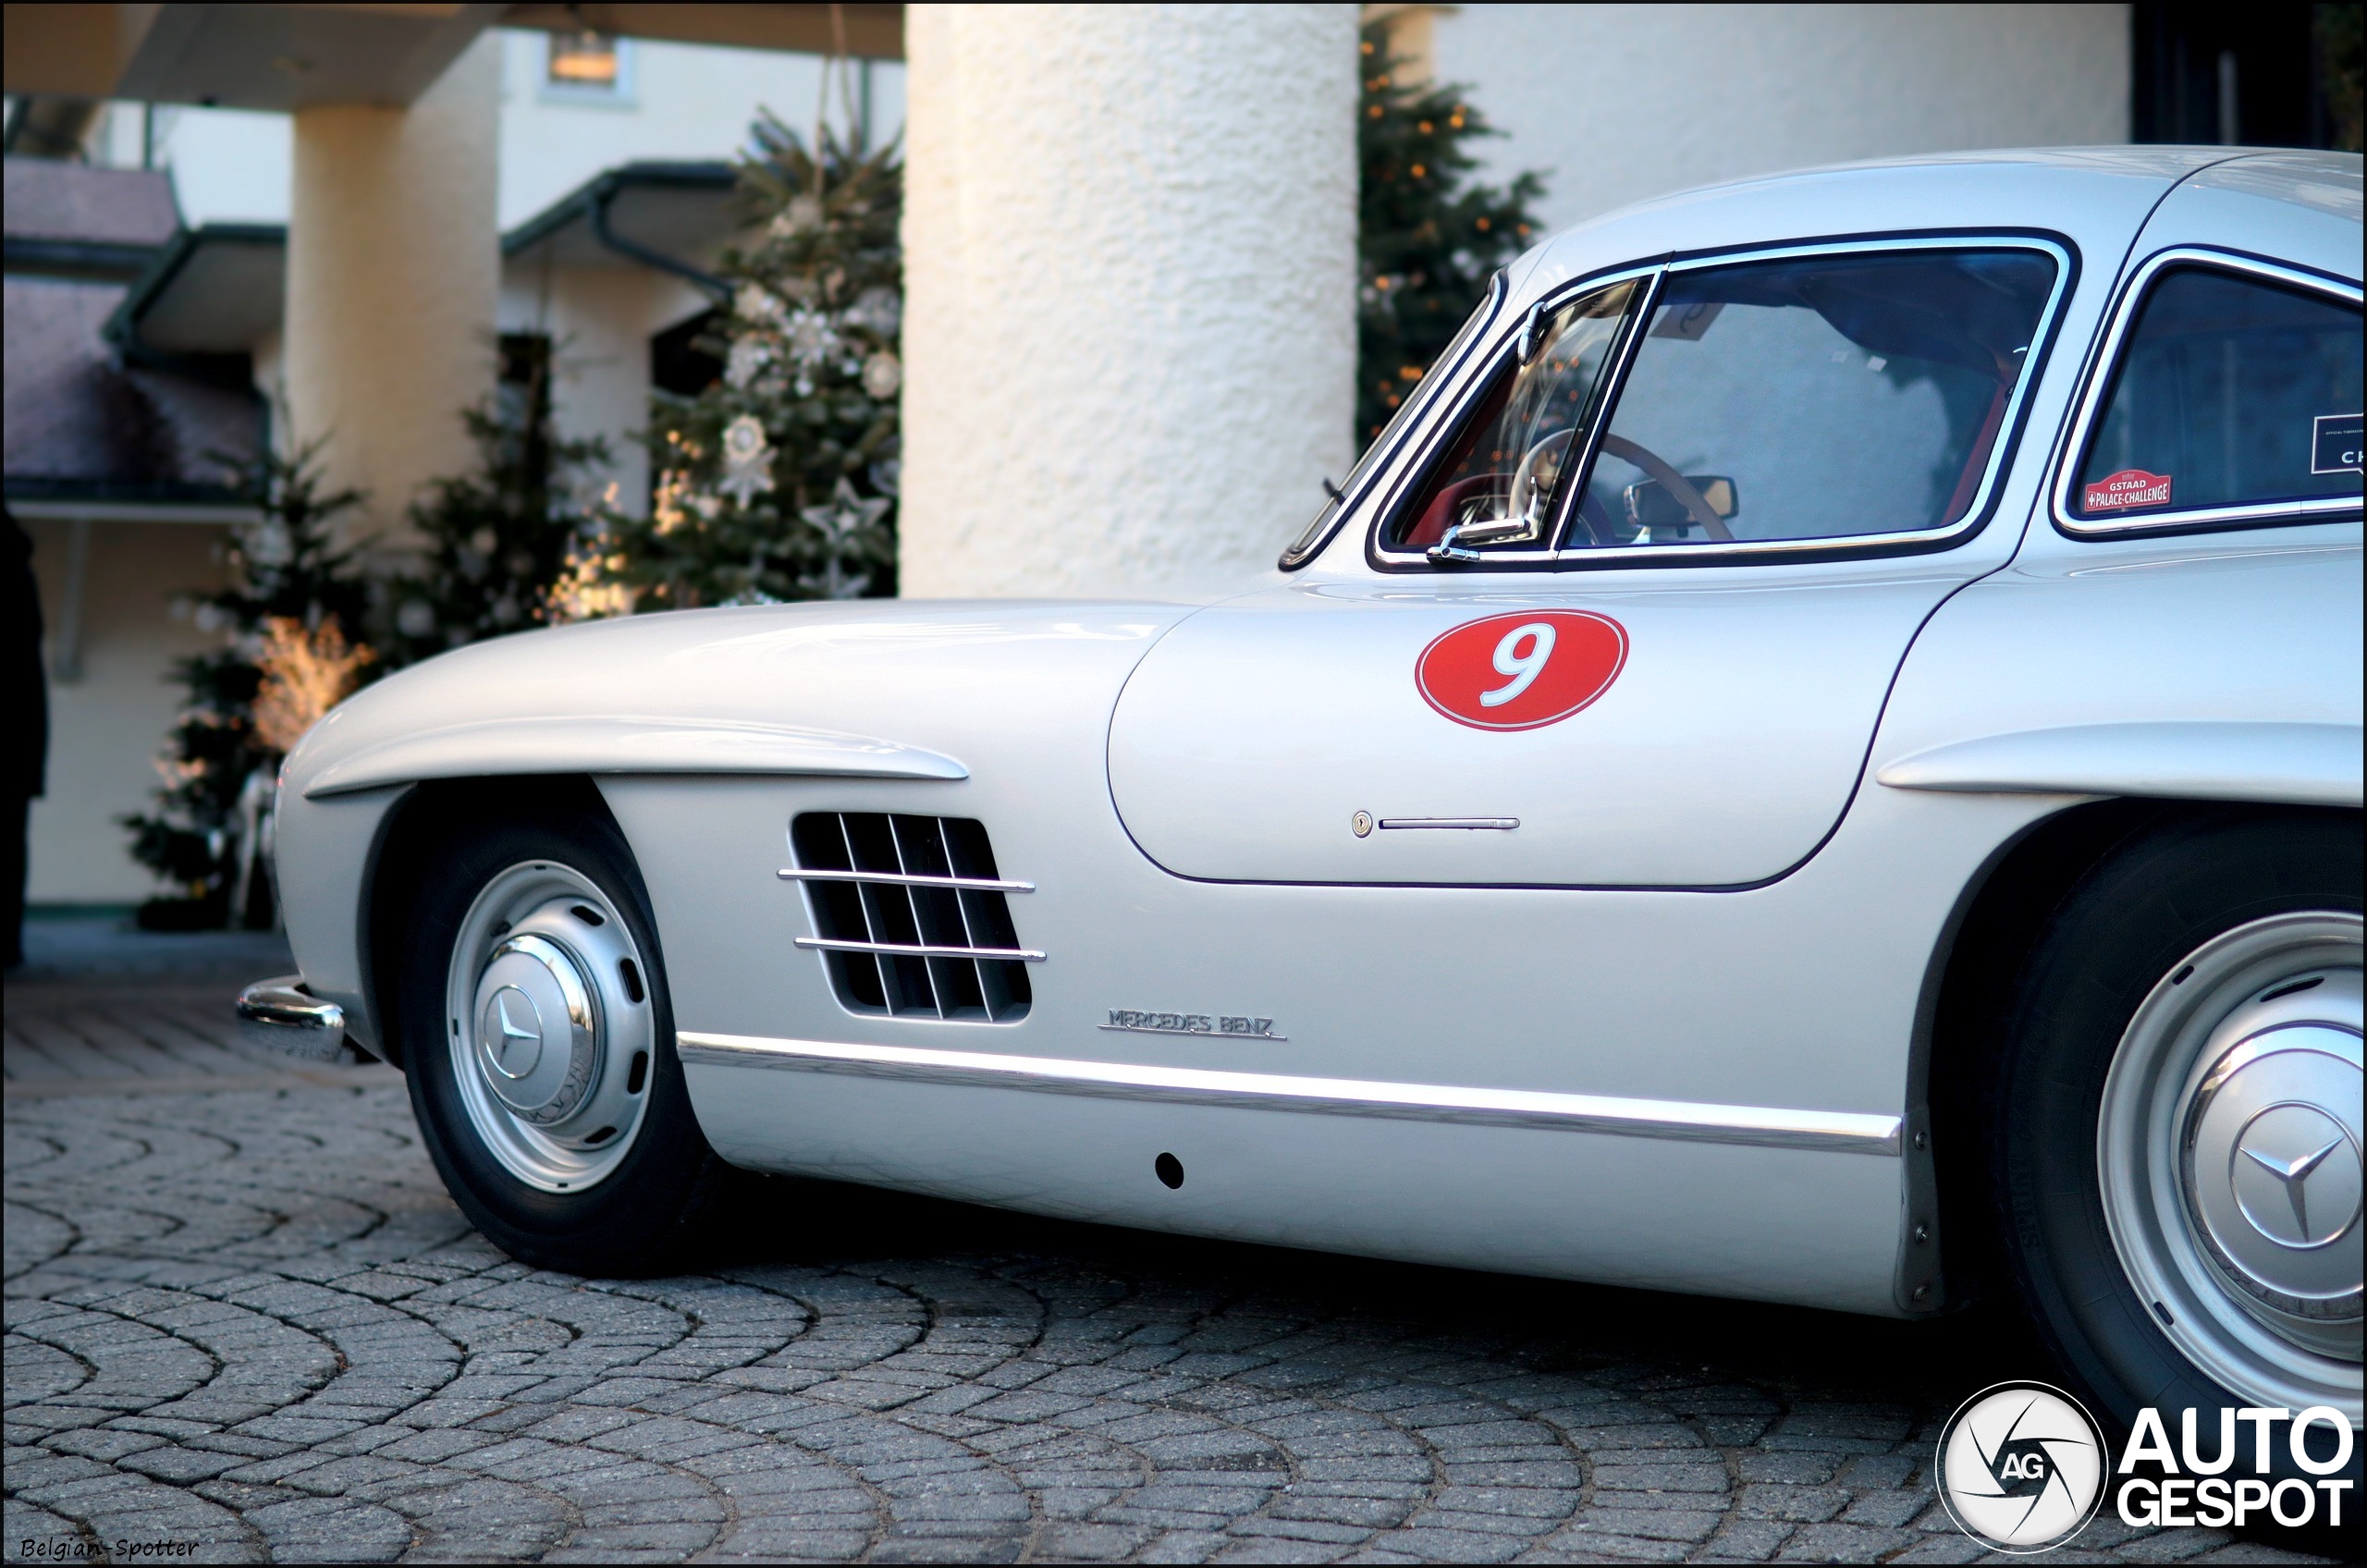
xmin=2184 ymin=1009 xmax=2361 ymax=1351
xmin=473 ymin=935 xmax=600 ymax=1123
xmin=2099 ymin=912 xmax=2362 ymax=1419
xmin=447 ymin=862 xmax=655 ymax=1193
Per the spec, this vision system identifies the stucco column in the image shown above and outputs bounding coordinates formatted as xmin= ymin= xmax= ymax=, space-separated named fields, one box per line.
xmin=285 ymin=34 xmax=500 ymax=551
xmin=901 ymin=4 xmax=1359 ymax=601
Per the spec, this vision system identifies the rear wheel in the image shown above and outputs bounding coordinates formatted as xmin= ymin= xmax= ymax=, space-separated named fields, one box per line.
xmin=1992 ymin=811 xmax=2361 ymax=1458
xmin=398 ymin=805 xmax=730 ymax=1274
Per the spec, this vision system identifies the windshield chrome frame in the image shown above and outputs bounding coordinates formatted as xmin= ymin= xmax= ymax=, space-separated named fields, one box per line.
xmin=1281 ymin=270 xmax=1509 ymax=570
xmin=2050 ymin=247 xmax=2364 ymax=541
xmin=1367 ymin=233 xmax=2076 ymax=572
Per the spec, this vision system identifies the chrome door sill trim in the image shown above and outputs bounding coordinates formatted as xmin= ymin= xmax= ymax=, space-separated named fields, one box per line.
xmin=677 ymin=1033 xmax=1902 ymax=1155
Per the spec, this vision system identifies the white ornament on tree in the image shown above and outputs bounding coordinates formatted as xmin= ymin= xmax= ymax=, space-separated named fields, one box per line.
xmin=845 ymin=286 xmax=901 ymax=338
xmin=718 ymin=414 xmax=776 ymax=507
xmin=733 ymin=284 xmax=784 ymax=325
xmin=784 ymin=306 xmax=842 ymax=369
xmin=801 ymin=477 xmax=892 ymax=599
xmin=771 ymin=193 xmax=825 ymax=237
xmin=725 ymin=337 xmax=774 ymax=390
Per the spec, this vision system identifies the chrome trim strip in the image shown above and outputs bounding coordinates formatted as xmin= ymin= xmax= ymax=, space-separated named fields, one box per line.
xmin=1545 ymin=265 xmax=1663 ymax=551
xmin=793 ymin=937 xmax=1048 ymax=962
xmin=676 ymin=1032 xmax=1904 ymax=1155
xmin=1368 ymin=235 xmax=2076 ymax=570
xmin=778 ymin=867 xmax=1036 ymax=893
xmin=2052 ymin=248 xmax=2363 ymax=539
xmin=1378 ymin=816 xmax=1520 ymax=830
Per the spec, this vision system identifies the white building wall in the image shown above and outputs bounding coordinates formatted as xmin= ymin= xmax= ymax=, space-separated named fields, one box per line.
xmin=1425 ymin=3 xmax=2133 ymax=231
xmin=498 ymin=264 xmax=715 ymax=518
xmin=496 ymin=32 xmax=906 ymax=230
xmin=150 ymin=104 xmax=292 ymax=226
xmin=24 ymin=518 xmax=233 ymax=904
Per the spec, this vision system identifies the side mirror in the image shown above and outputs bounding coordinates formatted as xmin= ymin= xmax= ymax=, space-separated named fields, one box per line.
xmin=1624 ymin=474 xmax=1737 ymax=531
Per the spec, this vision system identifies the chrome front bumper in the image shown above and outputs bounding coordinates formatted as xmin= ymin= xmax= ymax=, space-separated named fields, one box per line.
xmin=236 ymin=974 xmax=350 ymax=1060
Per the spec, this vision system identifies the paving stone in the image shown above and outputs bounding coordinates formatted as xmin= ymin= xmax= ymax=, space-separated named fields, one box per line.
xmin=5 ymin=977 xmax=2345 ymax=1567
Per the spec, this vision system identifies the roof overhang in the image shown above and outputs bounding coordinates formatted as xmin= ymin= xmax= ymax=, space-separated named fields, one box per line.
xmin=107 ymin=224 xmax=286 ymax=357
xmin=107 ymin=163 xmax=743 ymax=357
xmin=504 ymin=161 xmax=740 ymax=276
xmin=5 ymin=4 xmax=902 ymax=108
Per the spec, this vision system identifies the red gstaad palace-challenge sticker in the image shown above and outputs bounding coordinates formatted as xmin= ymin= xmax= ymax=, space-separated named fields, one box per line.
xmin=2084 ymin=467 xmax=2174 ymax=511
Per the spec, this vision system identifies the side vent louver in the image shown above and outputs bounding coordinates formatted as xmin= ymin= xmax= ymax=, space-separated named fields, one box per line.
xmin=783 ymin=813 xmax=1037 ymax=1022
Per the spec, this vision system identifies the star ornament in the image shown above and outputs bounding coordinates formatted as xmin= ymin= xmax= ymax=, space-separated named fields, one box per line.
xmin=800 ymin=478 xmax=891 ymax=550
xmin=801 ymin=478 xmax=891 ymax=600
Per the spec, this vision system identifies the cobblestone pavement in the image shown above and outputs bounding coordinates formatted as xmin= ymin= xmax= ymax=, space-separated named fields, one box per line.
xmin=4 ymin=969 xmax=2338 ymax=1565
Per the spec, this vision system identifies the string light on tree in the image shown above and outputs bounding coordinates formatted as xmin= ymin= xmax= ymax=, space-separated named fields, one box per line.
xmin=1356 ymin=19 xmax=1546 ymax=444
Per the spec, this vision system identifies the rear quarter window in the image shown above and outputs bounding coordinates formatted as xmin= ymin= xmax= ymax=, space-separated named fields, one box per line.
xmin=2069 ymin=262 xmax=2362 ymax=530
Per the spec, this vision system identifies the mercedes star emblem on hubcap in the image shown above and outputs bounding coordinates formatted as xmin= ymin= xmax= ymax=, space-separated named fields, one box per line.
xmin=2233 ymin=1103 xmax=2361 ymax=1251
xmin=483 ymin=986 xmax=544 ymax=1079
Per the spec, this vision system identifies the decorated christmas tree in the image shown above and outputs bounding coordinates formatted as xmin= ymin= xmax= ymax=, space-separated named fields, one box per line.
xmin=382 ymin=337 xmax=611 ymax=665
xmin=122 ymin=440 xmax=374 ymax=928
xmin=1357 ymin=21 xmax=1548 ymax=445
xmin=579 ymin=113 xmax=901 ymax=611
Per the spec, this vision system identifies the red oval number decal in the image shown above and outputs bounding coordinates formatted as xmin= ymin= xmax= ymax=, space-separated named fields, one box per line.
xmin=1416 ymin=610 xmax=1627 ymax=731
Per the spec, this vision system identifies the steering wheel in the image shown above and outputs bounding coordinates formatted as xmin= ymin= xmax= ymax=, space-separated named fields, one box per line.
xmin=1597 ymin=434 xmax=1735 ymax=542
xmin=1508 ymin=427 xmax=1575 ymax=530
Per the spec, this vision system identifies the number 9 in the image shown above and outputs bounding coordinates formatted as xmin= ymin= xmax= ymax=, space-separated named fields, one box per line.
xmin=1480 ymin=622 xmax=1556 ymax=707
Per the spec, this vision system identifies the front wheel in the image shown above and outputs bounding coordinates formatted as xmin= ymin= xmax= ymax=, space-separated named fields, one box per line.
xmin=1993 ymin=811 xmax=2361 ymax=1457
xmin=398 ymin=804 xmax=730 ymax=1274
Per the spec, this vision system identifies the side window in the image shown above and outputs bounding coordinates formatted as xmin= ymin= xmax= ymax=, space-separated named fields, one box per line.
xmin=1575 ymin=249 xmax=2058 ymax=548
xmin=2070 ymin=265 xmax=2362 ymax=526
xmin=1384 ymin=279 xmax=1638 ymax=554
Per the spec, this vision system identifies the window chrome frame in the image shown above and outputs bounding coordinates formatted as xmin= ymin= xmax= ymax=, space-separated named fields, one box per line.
xmin=1367 ymin=233 xmax=2077 ymax=573
xmin=1366 ymin=259 xmax=1665 ymax=571
xmin=1280 ymin=270 xmax=1509 ymax=570
xmin=2051 ymin=246 xmax=2365 ymax=541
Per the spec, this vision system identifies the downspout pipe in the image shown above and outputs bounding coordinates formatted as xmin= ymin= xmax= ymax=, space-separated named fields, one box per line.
xmin=587 ymin=175 xmax=731 ymax=304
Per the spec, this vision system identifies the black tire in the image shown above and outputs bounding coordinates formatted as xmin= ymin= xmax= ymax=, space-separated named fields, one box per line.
xmin=397 ymin=802 xmax=731 ymax=1275
xmin=1987 ymin=807 xmax=2361 ymax=1479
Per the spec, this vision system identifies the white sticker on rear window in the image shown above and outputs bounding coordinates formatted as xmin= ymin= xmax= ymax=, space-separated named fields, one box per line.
xmin=2312 ymin=413 xmax=2363 ymax=475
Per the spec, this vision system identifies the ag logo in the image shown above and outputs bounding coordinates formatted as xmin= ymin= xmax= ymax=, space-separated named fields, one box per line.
xmin=1936 ymin=1381 xmax=2107 ymax=1553
xmin=1416 ymin=609 xmax=1626 ymax=731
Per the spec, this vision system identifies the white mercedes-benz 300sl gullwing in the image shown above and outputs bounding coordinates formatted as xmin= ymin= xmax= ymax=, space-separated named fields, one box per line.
xmin=248 ymin=149 xmax=2362 ymax=1454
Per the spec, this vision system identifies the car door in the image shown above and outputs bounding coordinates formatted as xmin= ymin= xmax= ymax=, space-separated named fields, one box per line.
xmin=1110 ymin=238 xmax=2073 ymax=888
